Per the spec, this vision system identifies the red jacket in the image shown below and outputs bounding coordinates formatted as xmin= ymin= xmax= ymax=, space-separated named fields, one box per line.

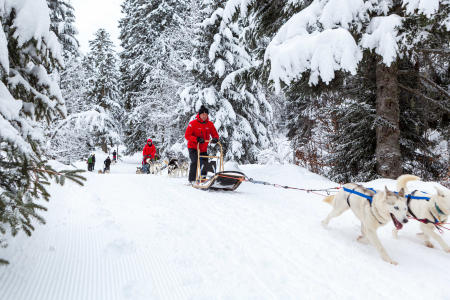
xmin=143 ymin=139 xmax=156 ymax=161
xmin=185 ymin=114 xmax=219 ymax=152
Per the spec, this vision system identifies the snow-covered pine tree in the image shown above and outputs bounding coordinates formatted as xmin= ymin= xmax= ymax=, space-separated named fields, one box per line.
xmin=51 ymin=29 xmax=122 ymax=160
xmin=85 ymin=28 xmax=122 ymax=152
xmin=264 ymin=0 xmax=449 ymax=179
xmin=181 ymin=0 xmax=273 ymax=163
xmin=45 ymin=0 xmax=88 ymax=162
xmin=47 ymin=0 xmax=79 ymax=60
xmin=119 ymin=0 xmax=196 ymax=155
xmin=49 ymin=57 xmax=92 ymax=162
xmin=0 ymin=0 xmax=84 ymax=264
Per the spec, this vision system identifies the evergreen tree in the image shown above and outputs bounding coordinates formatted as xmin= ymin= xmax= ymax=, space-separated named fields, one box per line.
xmin=51 ymin=29 xmax=123 ymax=160
xmin=0 ymin=0 xmax=84 ymax=264
xmin=85 ymin=29 xmax=122 ymax=152
xmin=47 ymin=0 xmax=79 ymax=60
xmin=119 ymin=0 xmax=196 ymax=155
xmin=181 ymin=0 xmax=273 ymax=163
xmin=262 ymin=0 xmax=449 ymax=179
xmin=49 ymin=57 xmax=92 ymax=162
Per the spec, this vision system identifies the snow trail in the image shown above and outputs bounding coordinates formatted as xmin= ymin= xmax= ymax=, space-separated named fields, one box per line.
xmin=1 ymin=158 xmax=450 ymax=299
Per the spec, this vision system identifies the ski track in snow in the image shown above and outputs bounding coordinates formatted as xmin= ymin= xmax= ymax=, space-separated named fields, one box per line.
xmin=1 ymin=159 xmax=450 ymax=299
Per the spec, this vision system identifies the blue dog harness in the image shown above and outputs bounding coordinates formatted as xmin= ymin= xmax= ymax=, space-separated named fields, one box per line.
xmin=345 ymin=187 xmax=445 ymax=227
xmin=343 ymin=187 xmax=377 ymax=205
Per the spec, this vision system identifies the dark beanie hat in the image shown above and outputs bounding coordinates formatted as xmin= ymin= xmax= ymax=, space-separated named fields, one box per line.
xmin=199 ymin=105 xmax=209 ymax=114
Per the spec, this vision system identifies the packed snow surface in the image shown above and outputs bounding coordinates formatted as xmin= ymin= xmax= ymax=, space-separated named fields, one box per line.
xmin=1 ymin=154 xmax=450 ymax=299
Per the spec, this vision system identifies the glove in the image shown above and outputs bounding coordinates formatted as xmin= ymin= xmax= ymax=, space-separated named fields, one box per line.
xmin=211 ymin=138 xmax=218 ymax=144
xmin=197 ymin=137 xmax=205 ymax=143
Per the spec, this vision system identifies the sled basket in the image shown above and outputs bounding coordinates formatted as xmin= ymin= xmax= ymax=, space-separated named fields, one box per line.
xmin=193 ymin=171 xmax=246 ymax=191
xmin=191 ymin=142 xmax=246 ymax=191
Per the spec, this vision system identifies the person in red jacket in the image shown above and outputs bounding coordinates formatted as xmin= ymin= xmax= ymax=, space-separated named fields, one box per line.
xmin=142 ymin=138 xmax=156 ymax=174
xmin=185 ymin=105 xmax=219 ymax=183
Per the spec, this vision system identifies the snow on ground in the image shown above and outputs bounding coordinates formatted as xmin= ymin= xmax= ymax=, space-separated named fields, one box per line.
xmin=1 ymin=154 xmax=450 ymax=300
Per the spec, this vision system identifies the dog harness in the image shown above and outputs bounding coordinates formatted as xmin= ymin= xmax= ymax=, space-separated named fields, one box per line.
xmin=343 ymin=187 xmax=383 ymax=224
xmin=406 ymin=190 xmax=442 ymax=225
xmin=343 ymin=187 xmax=377 ymax=205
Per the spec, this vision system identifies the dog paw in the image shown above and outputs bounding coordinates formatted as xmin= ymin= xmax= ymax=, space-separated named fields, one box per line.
xmin=357 ymin=235 xmax=369 ymax=244
xmin=444 ymin=248 xmax=450 ymax=253
xmin=321 ymin=220 xmax=328 ymax=228
xmin=392 ymin=229 xmax=398 ymax=239
xmin=424 ymin=241 xmax=434 ymax=248
xmin=382 ymin=257 xmax=398 ymax=265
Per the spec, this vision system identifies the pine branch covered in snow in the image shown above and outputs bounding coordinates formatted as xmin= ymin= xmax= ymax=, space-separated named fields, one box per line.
xmin=47 ymin=0 xmax=79 ymax=60
xmin=0 ymin=0 xmax=85 ymax=262
xmin=259 ymin=0 xmax=449 ymax=180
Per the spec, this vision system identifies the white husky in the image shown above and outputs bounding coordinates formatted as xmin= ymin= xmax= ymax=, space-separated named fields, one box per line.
xmin=395 ymin=174 xmax=450 ymax=252
xmin=322 ymin=184 xmax=408 ymax=265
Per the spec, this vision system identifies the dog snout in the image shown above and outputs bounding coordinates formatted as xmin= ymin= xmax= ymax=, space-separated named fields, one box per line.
xmin=402 ymin=219 xmax=408 ymax=224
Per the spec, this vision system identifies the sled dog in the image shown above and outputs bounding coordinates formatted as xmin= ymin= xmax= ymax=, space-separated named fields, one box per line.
xmin=395 ymin=174 xmax=450 ymax=252
xmin=322 ymin=184 xmax=408 ymax=265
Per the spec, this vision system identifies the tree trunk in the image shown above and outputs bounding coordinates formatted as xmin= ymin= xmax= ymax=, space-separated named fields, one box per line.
xmin=101 ymin=138 xmax=108 ymax=153
xmin=375 ymin=60 xmax=402 ymax=178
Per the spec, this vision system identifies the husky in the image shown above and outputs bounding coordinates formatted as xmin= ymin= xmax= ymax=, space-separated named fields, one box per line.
xmin=395 ymin=174 xmax=450 ymax=252
xmin=322 ymin=184 xmax=408 ymax=265
xmin=167 ymin=159 xmax=179 ymax=177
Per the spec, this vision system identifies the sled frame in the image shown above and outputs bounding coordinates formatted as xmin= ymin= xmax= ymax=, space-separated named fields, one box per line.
xmin=192 ymin=141 xmax=245 ymax=191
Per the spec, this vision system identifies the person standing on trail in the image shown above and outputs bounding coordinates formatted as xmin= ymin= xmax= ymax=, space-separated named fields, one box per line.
xmin=104 ymin=156 xmax=111 ymax=173
xmin=112 ymin=150 xmax=117 ymax=162
xmin=92 ymin=154 xmax=96 ymax=171
xmin=87 ymin=155 xmax=93 ymax=171
xmin=142 ymin=138 xmax=156 ymax=174
xmin=185 ymin=105 xmax=219 ymax=184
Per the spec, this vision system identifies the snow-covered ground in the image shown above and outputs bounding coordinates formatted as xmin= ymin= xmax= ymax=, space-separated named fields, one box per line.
xmin=1 ymin=154 xmax=450 ymax=300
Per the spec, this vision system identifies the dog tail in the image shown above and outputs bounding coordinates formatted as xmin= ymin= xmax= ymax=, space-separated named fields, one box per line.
xmin=396 ymin=174 xmax=420 ymax=192
xmin=323 ymin=195 xmax=334 ymax=205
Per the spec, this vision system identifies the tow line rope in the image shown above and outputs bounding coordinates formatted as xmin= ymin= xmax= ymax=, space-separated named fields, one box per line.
xmin=242 ymin=175 xmax=450 ymax=232
xmin=244 ymin=176 xmax=341 ymax=196
xmin=408 ymin=216 xmax=450 ymax=233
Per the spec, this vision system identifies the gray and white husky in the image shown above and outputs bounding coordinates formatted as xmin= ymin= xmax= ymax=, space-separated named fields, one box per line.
xmin=394 ymin=174 xmax=450 ymax=252
xmin=322 ymin=183 xmax=408 ymax=265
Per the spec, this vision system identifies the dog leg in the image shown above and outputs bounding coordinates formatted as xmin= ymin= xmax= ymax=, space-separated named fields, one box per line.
xmin=357 ymin=223 xmax=369 ymax=244
xmin=322 ymin=203 xmax=348 ymax=228
xmin=416 ymin=231 xmax=434 ymax=248
xmin=421 ymin=223 xmax=450 ymax=252
xmin=366 ymin=228 xmax=397 ymax=265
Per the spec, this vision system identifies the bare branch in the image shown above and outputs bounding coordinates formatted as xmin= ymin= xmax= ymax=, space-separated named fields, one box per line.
xmin=418 ymin=74 xmax=450 ymax=100
xmin=418 ymin=48 xmax=450 ymax=55
xmin=398 ymin=83 xmax=450 ymax=113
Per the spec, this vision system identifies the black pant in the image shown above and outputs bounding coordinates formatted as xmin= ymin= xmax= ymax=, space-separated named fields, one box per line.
xmin=188 ymin=148 xmax=207 ymax=182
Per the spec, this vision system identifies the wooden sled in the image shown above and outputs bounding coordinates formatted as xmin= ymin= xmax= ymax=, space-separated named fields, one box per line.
xmin=192 ymin=141 xmax=246 ymax=191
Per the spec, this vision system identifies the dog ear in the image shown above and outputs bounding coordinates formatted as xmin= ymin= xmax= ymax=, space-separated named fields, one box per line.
xmin=434 ymin=186 xmax=446 ymax=197
xmin=383 ymin=186 xmax=389 ymax=201
xmin=398 ymin=188 xmax=405 ymax=197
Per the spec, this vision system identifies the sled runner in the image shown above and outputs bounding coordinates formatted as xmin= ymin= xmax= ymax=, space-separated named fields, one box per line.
xmin=192 ymin=141 xmax=246 ymax=191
